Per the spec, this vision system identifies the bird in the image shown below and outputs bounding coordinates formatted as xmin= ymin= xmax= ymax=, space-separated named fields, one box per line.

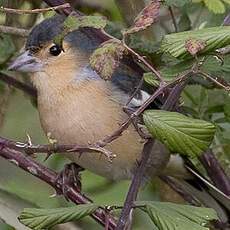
xmin=8 ymin=14 xmax=174 ymax=181
xmin=8 ymin=14 xmax=230 ymax=223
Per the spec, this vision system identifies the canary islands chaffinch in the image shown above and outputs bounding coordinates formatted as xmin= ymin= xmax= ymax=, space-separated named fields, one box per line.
xmin=8 ymin=15 xmax=191 ymax=180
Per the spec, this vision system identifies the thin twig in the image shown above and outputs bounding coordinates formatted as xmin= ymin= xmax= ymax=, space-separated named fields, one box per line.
xmin=125 ymin=78 xmax=144 ymax=106
xmin=103 ymin=29 xmax=165 ymax=84
xmin=0 ymin=72 xmax=37 ymax=98
xmin=97 ymin=86 xmax=164 ymax=147
xmin=122 ymin=42 xmax=165 ymax=84
xmin=168 ymin=6 xmax=178 ymax=32
xmin=0 ymin=3 xmax=71 ymax=14
xmin=0 ymin=25 xmax=29 ymax=37
xmin=97 ymin=70 xmax=193 ymax=148
xmin=0 ymin=145 xmax=117 ymax=230
xmin=43 ymin=0 xmax=78 ymax=16
xmin=198 ymin=71 xmax=230 ymax=92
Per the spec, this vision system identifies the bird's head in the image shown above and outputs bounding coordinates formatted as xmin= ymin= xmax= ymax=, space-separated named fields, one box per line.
xmin=8 ymin=15 xmax=100 ymax=88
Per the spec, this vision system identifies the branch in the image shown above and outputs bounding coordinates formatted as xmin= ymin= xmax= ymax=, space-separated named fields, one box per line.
xmin=199 ymin=149 xmax=230 ymax=196
xmin=97 ymin=86 xmax=164 ymax=147
xmin=159 ymin=176 xmax=201 ymax=206
xmin=115 ymin=73 xmax=193 ymax=229
xmin=43 ymin=0 xmax=80 ymax=16
xmin=0 ymin=144 xmax=117 ymax=229
xmin=0 ymin=25 xmax=29 ymax=37
xmin=0 ymin=72 xmax=37 ymax=98
xmin=97 ymin=70 xmax=194 ymax=148
xmin=0 ymin=136 xmax=115 ymax=162
xmin=0 ymin=3 xmax=71 ymax=14
xmin=115 ymin=139 xmax=156 ymax=230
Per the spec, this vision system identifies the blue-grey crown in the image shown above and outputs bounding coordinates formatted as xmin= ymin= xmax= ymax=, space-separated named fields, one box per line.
xmin=25 ymin=15 xmax=65 ymax=51
xmin=25 ymin=14 xmax=100 ymax=53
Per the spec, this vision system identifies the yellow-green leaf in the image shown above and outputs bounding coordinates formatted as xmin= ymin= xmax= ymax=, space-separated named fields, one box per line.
xmin=204 ymin=0 xmax=225 ymax=14
xmin=64 ymin=15 xmax=107 ymax=31
xmin=19 ymin=204 xmax=98 ymax=230
xmin=143 ymin=72 xmax=160 ymax=86
xmin=160 ymin=26 xmax=230 ymax=59
xmin=143 ymin=110 xmax=216 ymax=157
xmin=136 ymin=201 xmax=218 ymax=230
xmin=54 ymin=15 xmax=107 ymax=46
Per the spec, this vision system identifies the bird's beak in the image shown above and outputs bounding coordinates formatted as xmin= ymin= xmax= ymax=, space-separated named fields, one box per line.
xmin=8 ymin=50 xmax=43 ymax=73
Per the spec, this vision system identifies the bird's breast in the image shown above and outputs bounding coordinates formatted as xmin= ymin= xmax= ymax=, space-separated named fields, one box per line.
xmin=37 ymin=80 xmax=143 ymax=180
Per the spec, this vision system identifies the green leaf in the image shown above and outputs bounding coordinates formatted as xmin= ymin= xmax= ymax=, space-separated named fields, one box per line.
xmin=136 ymin=201 xmax=218 ymax=230
xmin=160 ymin=26 xmax=230 ymax=59
xmin=143 ymin=110 xmax=216 ymax=157
xmin=204 ymin=0 xmax=225 ymax=14
xmin=19 ymin=204 xmax=98 ymax=230
xmin=165 ymin=0 xmax=191 ymax=7
xmin=128 ymin=35 xmax=160 ymax=54
xmin=143 ymin=72 xmax=160 ymax=86
xmin=224 ymin=100 xmax=230 ymax=121
xmin=160 ymin=59 xmax=194 ymax=79
xmin=54 ymin=15 xmax=107 ymax=46
xmin=64 ymin=15 xmax=107 ymax=30
xmin=90 ymin=40 xmax=125 ymax=80
xmin=222 ymin=0 xmax=230 ymax=4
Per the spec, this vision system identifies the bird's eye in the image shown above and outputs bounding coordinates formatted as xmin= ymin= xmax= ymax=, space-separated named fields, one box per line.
xmin=49 ymin=44 xmax=62 ymax=56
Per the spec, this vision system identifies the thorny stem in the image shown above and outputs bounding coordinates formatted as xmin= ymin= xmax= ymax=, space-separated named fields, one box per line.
xmin=0 ymin=136 xmax=115 ymax=162
xmin=199 ymin=149 xmax=230 ymax=196
xmin=98 ymin=70 xmax=194 ymax=148
xmin=97 ymin=86 xmax=163 ymax=147
xmin=0 ymin=3 xmax=71 ymax=14
xmin=116 ymin=139 xmax=155 ymax=230
xmin=115 ymin=78 xmax=192 ymax=229
xmin=115 ymin=72 xmax=194 ymax=229
xmin=0 ymin=145 xmax=117 ymax=230
xmin=159 ymin=176 xmax=201 ymax=206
